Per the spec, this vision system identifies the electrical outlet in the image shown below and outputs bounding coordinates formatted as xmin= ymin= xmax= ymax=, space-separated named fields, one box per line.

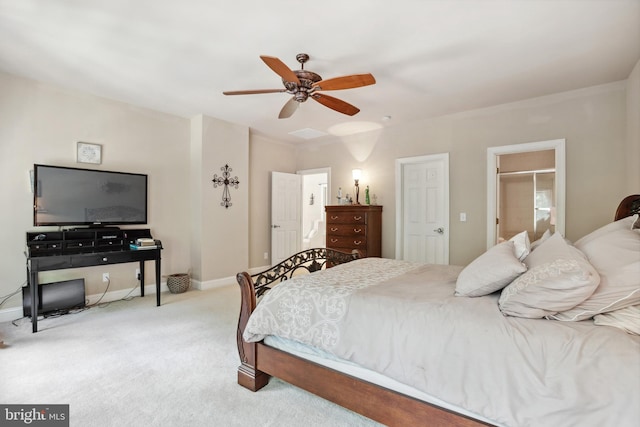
xmin=102 ymin=273 xmax=110 ymax=282
xmin=263 ymin=252 xmax=268 ymax=260
xmin=135 ymin=268 xmax=140 ymax=280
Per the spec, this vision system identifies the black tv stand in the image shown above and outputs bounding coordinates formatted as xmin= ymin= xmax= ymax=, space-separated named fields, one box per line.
xmin=73 ymin=226 xmax=121 ymax=231
xmin=26 ymin=229 xmax=162 ymax=333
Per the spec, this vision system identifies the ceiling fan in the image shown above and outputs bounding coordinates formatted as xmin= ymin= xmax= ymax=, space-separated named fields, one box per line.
xmin=223 ymin=53 xmax=376 ymax=119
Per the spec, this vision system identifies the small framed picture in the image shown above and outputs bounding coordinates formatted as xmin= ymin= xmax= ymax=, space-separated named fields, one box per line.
xmin=77 ymin=142 xmax=102 ymax=164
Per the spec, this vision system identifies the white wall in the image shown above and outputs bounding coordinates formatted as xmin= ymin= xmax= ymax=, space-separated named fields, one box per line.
xmin=191 ymin=115 xmax=249 ymax=284
xmin=248 ymin=134 xmax=297 ymax=268
xmin=0 ymin=71 xmax=252 ymax=316
xmin=0 ymin=71 xmax=192 ymax=312
xmin=1 ymin=63 xmax=637 ymax=313
xmin=295 ymin=81 xmax=630 ymax=265
xmin=627 ymin=59 xmax=640 ymax=193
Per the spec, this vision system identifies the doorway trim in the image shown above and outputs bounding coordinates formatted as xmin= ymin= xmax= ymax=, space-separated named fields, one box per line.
xmin=297 ymin=167 xmax=331 ymax=196
xmin=486 ymin=139 xmax=566 ymax=249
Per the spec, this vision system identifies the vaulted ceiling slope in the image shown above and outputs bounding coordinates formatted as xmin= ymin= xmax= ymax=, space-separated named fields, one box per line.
xmin=1 ymin=0 xmax=638 ymax=143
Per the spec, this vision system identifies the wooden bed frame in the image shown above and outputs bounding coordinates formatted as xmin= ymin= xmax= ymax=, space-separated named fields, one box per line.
xmin=236 ymin=248 xmax=490 ymax=426
xmin=236 ymin=195 xmax=640 ymax=427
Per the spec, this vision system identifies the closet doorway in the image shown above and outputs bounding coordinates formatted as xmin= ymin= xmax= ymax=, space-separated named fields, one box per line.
xmin=497 ymin=151 xmax=555 ymax=242
xmin=487 ymin=139 xmax=565 ymax=248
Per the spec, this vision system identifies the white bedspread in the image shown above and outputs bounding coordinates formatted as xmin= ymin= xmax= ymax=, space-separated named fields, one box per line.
xmin=244 ymin=258 xmax=640 ymax=427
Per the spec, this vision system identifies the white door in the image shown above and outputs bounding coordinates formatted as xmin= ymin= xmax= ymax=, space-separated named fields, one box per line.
xmin=396 ymin=154 xmax=449 ymax=264
xmin=271 ymin=172 xmax=302 ymax=265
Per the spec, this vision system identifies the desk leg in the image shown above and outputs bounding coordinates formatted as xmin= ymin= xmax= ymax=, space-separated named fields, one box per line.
xmin=29 ymin=265 xmax=39 ymax=333
xmin=139 ymin=260 xmax=145 ymax=297
xmin=155 ymin=253 xmax=161 ymax=306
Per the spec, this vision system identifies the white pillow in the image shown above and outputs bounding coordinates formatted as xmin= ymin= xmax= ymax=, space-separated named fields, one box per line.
xmin=499 ymin=233 xmax=600 ymax=318
xmin=551 ymin=223 xmax=640 ymax=321
xmin=574 ymin=214 xmax=637 ymax=247
xmin=455 ymin=241 xmax=526 ymax=297
xmin=530 ymin=229 xmax=551 ymax=251
xmin=593 ymin=305 xmax=640 ymax=335
xmin=509 ymin=231 xmax=530 ymax=261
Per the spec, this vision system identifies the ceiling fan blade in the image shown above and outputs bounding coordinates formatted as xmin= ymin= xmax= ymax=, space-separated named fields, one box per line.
xmin=260 ymin=55 xmax=300 ymax=84
xmin=312 ymin=73 xmax=376 ymax=91
xmin=311 ymin=93 xmax=360 ymax=116
xmin=223 ymin=89 xmax=286 ymax=95
xmin=278 ymin=97 xmax=299 ymax=119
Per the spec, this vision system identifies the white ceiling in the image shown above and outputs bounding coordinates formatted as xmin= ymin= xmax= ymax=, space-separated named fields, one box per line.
xmin=1 ymin=0 xmax=638 ymax=144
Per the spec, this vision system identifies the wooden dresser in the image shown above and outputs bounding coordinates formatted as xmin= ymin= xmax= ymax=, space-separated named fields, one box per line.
xmin=325 ymin=205 xmax=382 ymax=258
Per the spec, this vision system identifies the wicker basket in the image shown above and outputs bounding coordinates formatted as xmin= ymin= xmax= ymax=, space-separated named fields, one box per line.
xmin=167 ymin=273 xmax=190 ymax=294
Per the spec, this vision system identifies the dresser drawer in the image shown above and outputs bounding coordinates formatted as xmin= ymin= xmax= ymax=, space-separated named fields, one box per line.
xmin=327 ymin=235 xmax=367 ymax=248
xmin=327 ymin=224 xmax=366 ymax=237
xmin=326 ymin=212 xmax=367 ymax=225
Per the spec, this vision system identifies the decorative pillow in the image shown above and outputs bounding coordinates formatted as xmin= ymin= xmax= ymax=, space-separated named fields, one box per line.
xmin=509 ymin=231 xmax=530 ymax=261
xmin=455 ymin=241 xmax=526 ymax=297
xmin=551 ymin=223 xmax=640 ymax=321
xmin=573 ymin=214 xmax=637 ymax=247
xmin=593 ymin=305 xmax=640 ymax=335
xmin=498 ymin=233 xmax=600 ymax=318
xmin=529 ymin=229 xmax=551 ymax=251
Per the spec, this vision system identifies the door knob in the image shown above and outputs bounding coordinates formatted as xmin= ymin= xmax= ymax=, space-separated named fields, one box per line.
xmin=433 ymin=227 xmax=444 ymax=234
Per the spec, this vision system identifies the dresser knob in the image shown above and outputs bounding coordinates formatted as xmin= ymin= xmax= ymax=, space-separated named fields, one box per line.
xmin=331 ymin=238 xmax=338 ymax=243
xmin=330 ymin=227 xmax=338 ymax=232
xmin=353 ymin=228 xmax=362 ymax=233
xmin=354 ymin=241 xmax=362 ymax=245
xmin=354 ymin=216 xmax=362 ymax=220
xmin=102 ymin=257 xmax=108 ymax=262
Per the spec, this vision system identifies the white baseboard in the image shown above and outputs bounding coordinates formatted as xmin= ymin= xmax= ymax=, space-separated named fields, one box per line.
xmin=191 ymin=266 xmax=271 ymax=290
xmin=0 ymin=271 xmax=265 ymax=324
xmin=0 ymin=307 xmax=22 ymax=323
xmin=248 ymin=264 xmax=270 ymax=275
xmin=0 ymin=282 xmax=168 ymax=324
xmin=192 ymin=275 xmax=236 ymax=290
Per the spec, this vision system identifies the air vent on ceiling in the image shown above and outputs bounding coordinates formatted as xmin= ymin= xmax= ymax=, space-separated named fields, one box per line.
xmin=288 ymin=128 xmax=328 ymax=140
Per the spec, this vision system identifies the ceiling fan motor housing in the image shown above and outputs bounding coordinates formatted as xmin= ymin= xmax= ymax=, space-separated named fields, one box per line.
xmin=285 ymin=69 xmax=322 ymax=102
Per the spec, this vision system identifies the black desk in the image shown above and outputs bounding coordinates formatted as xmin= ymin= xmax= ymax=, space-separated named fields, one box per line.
xmin=27 ymin=247 xmax=162 ymax=333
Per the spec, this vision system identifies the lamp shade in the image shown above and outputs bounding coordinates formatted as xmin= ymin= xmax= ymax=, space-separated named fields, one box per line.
xmin=352 ymin=169 xmax=362 ymax=180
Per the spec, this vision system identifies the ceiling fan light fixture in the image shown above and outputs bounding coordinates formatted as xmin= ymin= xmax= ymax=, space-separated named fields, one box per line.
xmin=294 ymin=92 xmax=308 ymax=102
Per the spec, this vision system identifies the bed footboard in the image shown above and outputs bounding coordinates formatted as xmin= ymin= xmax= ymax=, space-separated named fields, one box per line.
xmin=236 ymin=248 xmax=359 ymax=391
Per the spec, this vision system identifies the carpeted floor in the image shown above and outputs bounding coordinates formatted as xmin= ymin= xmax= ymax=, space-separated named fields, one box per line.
xmin=0 ymin=285 xmax=381 ymax=426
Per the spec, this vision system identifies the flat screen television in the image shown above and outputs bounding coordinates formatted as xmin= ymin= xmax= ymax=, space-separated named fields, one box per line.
xmin=33 ymin=164 xmax=148 ymax=227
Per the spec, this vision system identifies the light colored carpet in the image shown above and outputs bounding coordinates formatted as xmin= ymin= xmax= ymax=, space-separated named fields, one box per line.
xmin=0 ymin=285 xmax=382 ymax=427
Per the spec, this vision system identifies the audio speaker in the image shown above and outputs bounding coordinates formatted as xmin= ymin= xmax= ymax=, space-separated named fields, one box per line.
xmin=22 ymin=278 xmax=86 ymax=317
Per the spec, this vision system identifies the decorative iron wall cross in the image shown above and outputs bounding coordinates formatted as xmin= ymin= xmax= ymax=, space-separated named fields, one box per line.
xmin=212 ymin=164 xmax=239 ymax=208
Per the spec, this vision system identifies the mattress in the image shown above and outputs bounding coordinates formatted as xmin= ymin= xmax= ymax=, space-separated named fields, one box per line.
xmin=246 ymin=258 xmax=640 ymax=427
